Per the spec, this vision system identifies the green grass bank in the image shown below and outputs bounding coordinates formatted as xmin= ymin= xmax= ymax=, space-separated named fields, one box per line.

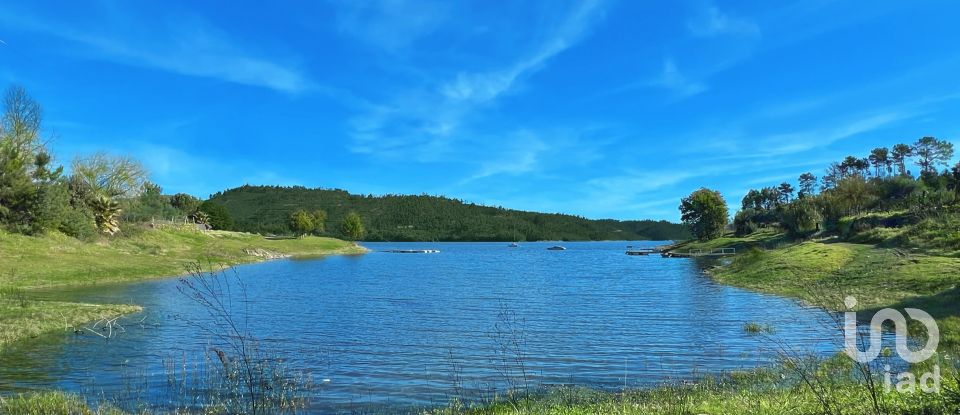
xmin=670 ymin=221 xmax=960 ymax=350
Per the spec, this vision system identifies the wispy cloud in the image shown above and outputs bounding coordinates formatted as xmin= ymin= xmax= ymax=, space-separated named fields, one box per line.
xmin=597 ymin=5 xmax=761 ymax=103
xmin=753 ymin=111 xmax=913 ymax=156
xmin=0 ymin=6 xmax=313 ymax=93
xmin=347 ymin=0 xmax=607 ymax=161
xmin=576 ymin=153 xmax=833 ymax=219
xmin=687 ymin=5 xmax=760 ymax=38
xmin=669 ymin=110 xmax=912 ymax=161
xmin=649 ymin=59 xmax=709 ymax=98
xmin=441 ymin=0 xmax=604 ymax=103
xmin=331 ymin=0 xmax=451 ymax=52
xmin=572 ymin=165 xmax=724 ymax=218
xmin=584 ymin=159 xmax=749 ymax=204
xmin=745 ymin=172 xmax=804 ymax=186
xmin=457 ymin=127 xmax=610 ymax=183
xmin=674 ymin=85 xmax=960 ymax=160
xmin=463 ymin=131 xmax=548 ymax=182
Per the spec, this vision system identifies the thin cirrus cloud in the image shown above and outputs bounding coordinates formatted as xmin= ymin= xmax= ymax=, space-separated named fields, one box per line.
xmin=690 ymin=109 xmax=917 ymax=160
xmin=331 ymin=0 xmax=452 ymax=52
xmin=602 ymin=4 xmax=760 ymax=101
xmin=649 ymin=58 xmax=709 ymax=98
xmin=459 ymin=127 xmax=610 ymax=184
xmin=599 ymin=58 xmax=709 ymax=100
xmin=687 ymin=5 xmax=761 ymax=38
xmin=674 ymin=83 xmax=960 ymax=161
xmin=462 ymin=132 xmax=548 ymax=183
xmin=440 ymin=0 xmax=605 ymax=104
xmin=0 ymin=7 xmax=313 ymax=94
xmin=752 ymin=111 xmax=914 ymax=157
xmin=347 ymin=0 xmax=608 ymax=170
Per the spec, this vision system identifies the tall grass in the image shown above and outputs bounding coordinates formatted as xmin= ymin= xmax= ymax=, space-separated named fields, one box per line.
xmin=0 ymin=286 xmax=29 ymax=308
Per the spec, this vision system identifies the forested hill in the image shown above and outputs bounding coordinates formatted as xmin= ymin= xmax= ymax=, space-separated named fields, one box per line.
xmin=207 ymin=185 xmax=690 ymax=241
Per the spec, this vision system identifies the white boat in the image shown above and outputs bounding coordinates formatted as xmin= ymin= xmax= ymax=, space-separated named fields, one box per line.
xmin=546 ymin=245 xmax=566 ymax=251
xmin=508 ymin=242 xmax=519 ymax=247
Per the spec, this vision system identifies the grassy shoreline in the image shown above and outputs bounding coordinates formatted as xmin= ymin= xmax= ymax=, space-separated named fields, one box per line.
xmin=671 ymin=229 xmax=960 ymax=350
xmin=0 ymin=227 xmax=366 ymax=349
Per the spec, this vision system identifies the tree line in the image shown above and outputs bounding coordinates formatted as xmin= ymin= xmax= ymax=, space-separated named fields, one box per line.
xmin=207 ymin=185 xmax=691 ymax=241
xmin=679 ymin=136 xmax=959 ymax=241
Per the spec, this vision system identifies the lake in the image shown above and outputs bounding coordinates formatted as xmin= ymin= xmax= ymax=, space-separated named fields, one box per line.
xmin=0 ymin=241 xmax=839 ymax=413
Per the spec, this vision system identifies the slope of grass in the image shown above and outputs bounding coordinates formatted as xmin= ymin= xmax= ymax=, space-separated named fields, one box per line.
xmin=896 ymin=214 xmax=960 ymax=257
xmin=0 ymin=227 xmax=365 ymax=289
xmin=667 ymin=227 xmax=786 ymax=253
xmin=710 ymin=238 xmax=960 ymax=350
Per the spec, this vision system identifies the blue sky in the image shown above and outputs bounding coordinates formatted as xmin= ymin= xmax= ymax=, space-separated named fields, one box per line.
xmin=2 ymin=1 xmax=959 ymax=221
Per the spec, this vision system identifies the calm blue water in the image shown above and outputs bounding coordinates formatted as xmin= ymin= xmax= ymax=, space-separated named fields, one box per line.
xmin=0 ymin=241 xmax=839 ymax=412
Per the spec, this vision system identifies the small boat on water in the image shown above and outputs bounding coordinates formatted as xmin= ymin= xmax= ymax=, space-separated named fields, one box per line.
xmin=546 ymin=245 xmax=566 ymax=251
xmin=508 ymin=242 xmax=519 ymax=247
xmin=383 ymin=249 xmax=440 ymax=254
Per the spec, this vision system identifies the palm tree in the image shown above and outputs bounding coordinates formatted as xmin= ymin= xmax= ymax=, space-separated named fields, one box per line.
xmin=90 ymin=195 xmax=122 ymax=235
xmin=71 ymin=153 xmax=149 ymax=235
xmin=190 ymin=210 xmax=211 ymax=229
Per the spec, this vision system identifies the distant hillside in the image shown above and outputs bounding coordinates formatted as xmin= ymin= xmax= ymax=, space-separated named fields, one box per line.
xmin=207 ymin=185 xmax=690 ymax=241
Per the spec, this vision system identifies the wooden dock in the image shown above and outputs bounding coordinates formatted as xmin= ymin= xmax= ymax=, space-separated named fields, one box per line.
xmin=625 ymin=245 xmax=673 ymax=256
xmin=661 ymin=248 xmax=735 ymax=258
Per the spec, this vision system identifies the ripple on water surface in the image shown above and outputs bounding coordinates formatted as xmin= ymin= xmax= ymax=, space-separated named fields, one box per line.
xmin=0 ymin=241 xmax=839 ymax=412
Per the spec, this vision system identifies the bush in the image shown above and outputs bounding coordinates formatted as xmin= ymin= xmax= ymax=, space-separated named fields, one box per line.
xmin=30 ymin=181 xmax=71 ymax=234
xmin=895 ymin=213 xmax=960 ymax=254
xmin=199 ymin=201 xmax=234 ymax=230
xmin=170 ymin=192 xmax=201 ymax=214
xmin=57 ymin=206 xmax=97 ymax=240
xmin=122 ymin=183 xmax=183 ymax=223
xmin=874 ymin=175 xmax=921 ymax=209
xmin=780 ymin=199 xmax=822 ymax=237
xmin=733 ymin=209 xmax=760 ymax=236
xmin=837 ymin=211 xmax=917 ymax=239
